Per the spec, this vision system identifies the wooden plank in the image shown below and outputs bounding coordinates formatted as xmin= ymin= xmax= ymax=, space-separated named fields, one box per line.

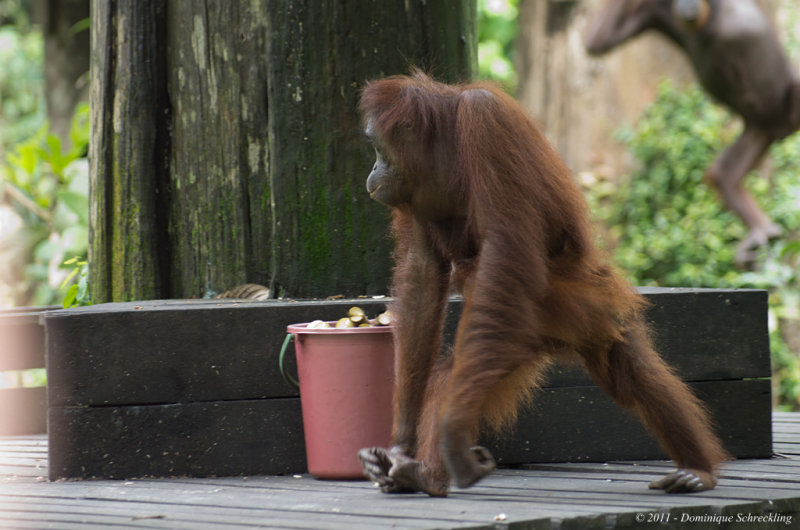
xmin=492 ymin=379 xmax=772 ymax=464
xmin=0 ymin=464 xmax=45 ymax=477
xmin=0 ymin=479 xmax=727 ymax=527
xmin=519 ymin=460 xmax=800 ymax=497
xmin=772 ymin=424 xmax=800 ymax=432
xmin=2 ymin=488 xmax=567 ymax=530
xmin=0 ymin=435 xmax=47 ymax=476
xmin=2 ymin=470 xmax=799 ymax=528
xmin=638 ymin=288 xmax=770 ymax=379
xmin=1 ymin=418 xmax=796 ymax=530
xmin=517 ymin=466 xmax=800 ymax=491
xmin=47 ymin=398 xmax=306 ymax=481
xmin=44 ymin=298 xmax=398 ymax=407
xmin=774 ymin=430 xmax=800 ymax=439
xmin=43 ymin=289 xmax=770 ymax=409
xmin=545 ymin=288 xmax=771 ymax=388
xmin=0 ymin=451 xmax=48 ymax=464
xmin=0 ymin=441 xmax=47 ymax=450
xmin=0 ymin=498 xmax=435 ymax=530
xmin=41 ymin=289 xmax=772 ymax=482
xmin=0 ymin=486 xmax=541 ymax=530
xmin=3 ymin=464 xmax=799 ymax=530
xmin=45 ymin=380 xmax=770 ymax=481
xmin=0 ymin=387 xmax=46 ymax=436
xmin=773 ymin=412 xmax=800 ymax=422
xmin=775 ymin=445 xmax=800 ymax=457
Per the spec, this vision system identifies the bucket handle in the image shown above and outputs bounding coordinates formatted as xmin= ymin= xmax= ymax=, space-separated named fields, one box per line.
xmin=279 ymin=333 xmax=300 ymax=390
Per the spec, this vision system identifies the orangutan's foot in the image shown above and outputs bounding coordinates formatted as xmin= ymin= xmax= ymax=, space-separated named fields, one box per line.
xmin=358 ymin=446 xmax=448 ymax=497
xmin=648 ymin=468 xmax=717 ymax=493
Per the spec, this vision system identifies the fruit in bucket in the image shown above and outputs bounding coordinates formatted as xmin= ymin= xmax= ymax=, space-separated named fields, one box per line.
xmin=307 ymin=307 xmax=394 ymax=329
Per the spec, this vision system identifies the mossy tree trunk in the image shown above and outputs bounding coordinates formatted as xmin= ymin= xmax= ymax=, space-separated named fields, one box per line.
xmin=90 ymin=0 xmax=476 ymax=302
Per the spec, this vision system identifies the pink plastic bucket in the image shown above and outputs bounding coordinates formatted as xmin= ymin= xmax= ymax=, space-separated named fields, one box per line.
xmin=280 ymin=323 xmax=394 ymax=479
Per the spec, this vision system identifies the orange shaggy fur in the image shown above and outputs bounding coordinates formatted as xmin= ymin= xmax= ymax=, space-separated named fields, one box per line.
xmin=358 ymin=71 xmax=729 ymax=496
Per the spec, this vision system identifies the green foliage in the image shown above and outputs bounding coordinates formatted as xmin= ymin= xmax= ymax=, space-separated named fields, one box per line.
xmin=0 ymin=368 xmax=46 ymax=390
xmin=60 ymin=256 xmax=89 ymax=308
xmin=0 ymin=24 xmax=44 ymax=150
xmin=477 ymin=0 xmax=518 ymax=90
xmin=596 ymin=82 xmax=744 ymax=287
xmin=587 ymin=81 xmax=800 ymax=410
xmin=0 ymin=0 xmax=31 ymax=27
xmin=0 ymin=103 xmax=90 ymax=307
xmin=780 ymin=2 xmax=800 ymax=59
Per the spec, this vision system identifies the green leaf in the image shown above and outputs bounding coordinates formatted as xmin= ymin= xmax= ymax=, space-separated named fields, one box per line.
xmin=62 ymin=284 xmax=78 ymax=308
xmin=69 ymin=18 xmax=90 ymax=35
xmin=69 ymin=103 xmax=90 ymax=154
xmin=59 ymin=267 xmax=79 ymax=290
xmin=45 ymin=134 xmax=68 ymax=176
xmin=76 ymin=269 xmax=90 ymax=304
xmin=16 ymin=144 xmax=38 ymax=175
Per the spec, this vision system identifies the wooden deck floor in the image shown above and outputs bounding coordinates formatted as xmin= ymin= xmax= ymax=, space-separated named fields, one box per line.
xmin=1 ymin=413 xmax=798 ymax=529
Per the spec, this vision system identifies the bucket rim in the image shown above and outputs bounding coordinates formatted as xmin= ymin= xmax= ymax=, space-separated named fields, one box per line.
xmin=287 ymin=322 xmax=394 ymax=335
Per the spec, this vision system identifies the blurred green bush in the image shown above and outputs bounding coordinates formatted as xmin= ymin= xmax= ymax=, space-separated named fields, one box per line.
xmin=478 ymin=0 xmax=518 ymax=91
xmin=0 ymin=24 xmax=44 ymax=152
xmin=585 ymin=81 xmax=800 ymax=410
xmin=0 ymin=20 xmax=89 ymax=308
xmin=0 ymin=104 xmax=89 ymax=307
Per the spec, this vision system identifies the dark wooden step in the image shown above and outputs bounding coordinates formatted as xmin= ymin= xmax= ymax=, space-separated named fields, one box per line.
xmin=42 ymin=288 xmax=772 ymax=480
